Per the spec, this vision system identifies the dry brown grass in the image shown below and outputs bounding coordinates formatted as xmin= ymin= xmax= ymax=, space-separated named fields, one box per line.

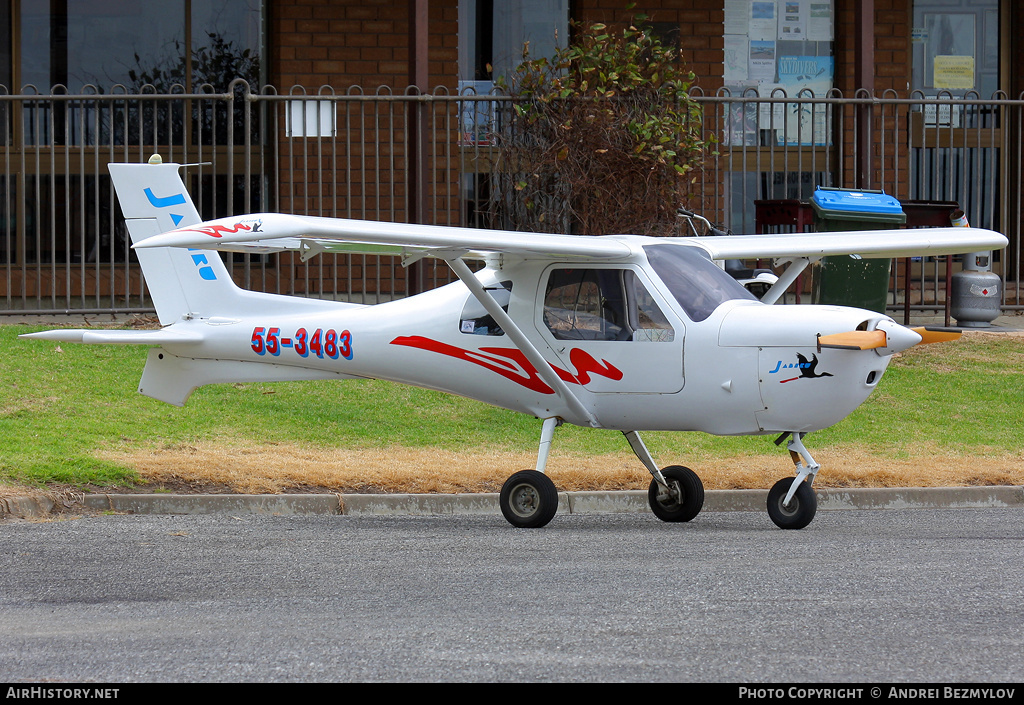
xmin=95 ymin=441 xmax=1024 ymax=495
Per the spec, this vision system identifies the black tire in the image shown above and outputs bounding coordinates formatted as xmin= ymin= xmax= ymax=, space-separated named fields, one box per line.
xmin=767 ymin=477 xmax=817 ymax=530
xmin=499 ymin=470 xmax=559 ymax=528
xmin=647 ymin=465 xmax=704 ymax=522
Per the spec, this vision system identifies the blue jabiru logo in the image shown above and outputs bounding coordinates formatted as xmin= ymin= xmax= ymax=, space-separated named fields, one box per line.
xmin=144 ymin=187 xmax=186 ymax=226
xmin=768 ymin=353 xmax=833 ymax=383
xmin=187 ymin=250 xmax=217 ymax=281
xmin=143 ymin=187 xmax=216 ymax=281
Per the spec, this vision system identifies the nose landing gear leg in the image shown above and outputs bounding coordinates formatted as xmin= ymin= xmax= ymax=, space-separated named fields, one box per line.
xmin=767 ymin=432 xmax=819 ymax=530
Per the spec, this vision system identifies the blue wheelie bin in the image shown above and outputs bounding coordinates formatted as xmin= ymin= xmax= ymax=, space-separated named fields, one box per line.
xmin=810 ymin=187 xmax=907 ymax=313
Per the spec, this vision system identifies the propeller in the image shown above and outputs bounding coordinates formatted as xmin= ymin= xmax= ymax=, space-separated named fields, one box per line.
xmin=911 ymin=326 xmax=963 ymax=344
xmin=817 ymin=324 xmax=961 ymax=355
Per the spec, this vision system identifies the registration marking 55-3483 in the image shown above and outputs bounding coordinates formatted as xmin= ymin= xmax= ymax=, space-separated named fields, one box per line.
xmin=251 ymin=326 xmax=353 ymax=360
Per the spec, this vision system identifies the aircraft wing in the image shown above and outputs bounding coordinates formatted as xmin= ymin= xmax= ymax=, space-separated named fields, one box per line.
xmin=687 ymin=227 xmax=1008 ymax=260
xmin=134 ymin=213 xmax=634 ymax=261
xmin=135 ymin=213 xmax=1007 ymax=263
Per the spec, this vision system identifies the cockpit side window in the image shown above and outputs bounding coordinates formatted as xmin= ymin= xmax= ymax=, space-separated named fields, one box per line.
xmin=643 ymin=244 xmax=756 ymax=322
xmin=460 ymin=281 xmax=512 ymax=336
xmin=624 ymin=270 xmax=675 ymax=342
xmin=542 ymin=268 xmax=674 ymax=342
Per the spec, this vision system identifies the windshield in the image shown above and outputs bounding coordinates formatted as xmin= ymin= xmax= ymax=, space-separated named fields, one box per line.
xmin=643 ymin=244 xmax=757 ymax=322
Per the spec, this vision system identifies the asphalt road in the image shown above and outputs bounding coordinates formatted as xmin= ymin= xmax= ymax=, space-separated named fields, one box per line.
xmin=1 ymin=508 xmax=1022 ymax=683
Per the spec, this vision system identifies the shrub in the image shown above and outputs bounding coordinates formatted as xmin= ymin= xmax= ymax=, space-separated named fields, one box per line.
xmin=490 ymin=15 xmax=714 ymax=236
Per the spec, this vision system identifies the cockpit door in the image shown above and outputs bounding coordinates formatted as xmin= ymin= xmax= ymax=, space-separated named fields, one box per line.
xmin=536 ymin=265 xmax=685 ymax=394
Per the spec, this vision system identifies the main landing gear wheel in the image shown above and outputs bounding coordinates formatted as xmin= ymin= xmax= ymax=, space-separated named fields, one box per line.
xmin=647 ymin=466 xmax=704 ymax=522
xmin=499 ymin=470 xmax=559 ymax=528
xmin=767 ymin=477 xmax=817 ymax=530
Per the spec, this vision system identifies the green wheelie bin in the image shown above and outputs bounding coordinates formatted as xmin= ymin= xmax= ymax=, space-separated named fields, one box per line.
xmin=810 ymin=187 xmax=907 ymax=313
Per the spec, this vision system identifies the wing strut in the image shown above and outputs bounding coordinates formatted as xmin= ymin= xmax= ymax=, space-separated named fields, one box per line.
xmin=445 ymin=256 xmax=598 ymax=427
xmin=761 ymin=256 xmax=818 ymax=305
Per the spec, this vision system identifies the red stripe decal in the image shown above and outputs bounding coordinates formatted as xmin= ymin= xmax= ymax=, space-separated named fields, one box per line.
xmin=390 ymin=336 xmax=622 ymax=394
xmin=175 ymin=223 xmax=252 ymax=239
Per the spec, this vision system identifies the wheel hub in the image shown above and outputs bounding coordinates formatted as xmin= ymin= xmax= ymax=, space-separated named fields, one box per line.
xmin=657 ymin=480 xmax=682 ymax=508
xmin=509 ymin=483 xmax=539 ymax=517
xmin=777 ymin=496 xmax=799 ymax=516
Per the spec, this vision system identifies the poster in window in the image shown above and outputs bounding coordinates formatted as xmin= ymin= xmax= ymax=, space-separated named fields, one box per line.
xmin=749 ymin=1 xmax=778 ymax=40
xmin=807 ymin=2 xmax=833 ymax=41
xmin=776 ymin=56 xmax=833 ymax=144
xmin=922 ymin=13 xmax=975 ymax=90
xmin=777 ymin=2 xmax=806 ymax=40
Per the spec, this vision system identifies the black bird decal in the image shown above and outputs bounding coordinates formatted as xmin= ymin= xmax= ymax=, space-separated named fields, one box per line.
xmin=796 ymin=353 xmax=833 ymax=379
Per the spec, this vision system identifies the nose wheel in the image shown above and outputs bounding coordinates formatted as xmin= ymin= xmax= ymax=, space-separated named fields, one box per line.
xmin=767 ymin=477 xmax=817 ymax=529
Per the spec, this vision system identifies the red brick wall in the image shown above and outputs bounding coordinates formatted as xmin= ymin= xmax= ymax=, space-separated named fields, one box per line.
xmin=833 ymin=0 xmax=911 ymax=96
xmin=831 ymin=1 xmax=913 ymax=193
xmin=267 ymin=1 xmax=928 ymax=208
xmin=266 ymin=1 xmax=1021 ymax=285
xmin=269 ymin=1 xmax=460 ymax=295
xmin=269 ymin=0 xmax=461 ymax=219
xmin=270 ymin=0 xmax=458 ymax=91
xmin=270 ymin=1 xmax=730 ymax=94
xmin=874 ymin=0 xmax=911 ymax=93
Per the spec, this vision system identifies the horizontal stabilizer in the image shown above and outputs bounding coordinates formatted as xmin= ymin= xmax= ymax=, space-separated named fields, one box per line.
xmin=20 ymin=329 xmax=205 ymax=345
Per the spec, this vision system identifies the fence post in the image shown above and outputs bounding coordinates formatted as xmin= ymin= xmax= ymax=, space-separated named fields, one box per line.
xmin=854 ymin=1 xmax=874 ymax=189
xmin=406 ymin=0 xmax=430 ymax=296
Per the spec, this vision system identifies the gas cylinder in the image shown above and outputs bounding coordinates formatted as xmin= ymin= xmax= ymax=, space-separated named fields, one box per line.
xmin=948 ymin=209 xmax=1002 ymax=327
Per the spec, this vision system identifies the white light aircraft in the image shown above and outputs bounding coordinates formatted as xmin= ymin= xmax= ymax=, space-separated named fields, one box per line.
xmin=23 ymin=160 xmax=1009 ymax=529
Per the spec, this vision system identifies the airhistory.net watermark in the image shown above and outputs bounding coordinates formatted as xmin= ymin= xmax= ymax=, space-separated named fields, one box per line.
xmin=5 ymin=689 xmax=119 ymax=700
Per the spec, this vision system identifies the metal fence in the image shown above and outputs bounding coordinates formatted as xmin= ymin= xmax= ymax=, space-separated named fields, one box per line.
xmin=1 ymin=81 xmax=1020 ymax=318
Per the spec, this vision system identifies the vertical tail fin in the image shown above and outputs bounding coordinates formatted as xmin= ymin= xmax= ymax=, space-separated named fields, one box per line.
xmin=108 ymin=160 xmax=237 ymax=326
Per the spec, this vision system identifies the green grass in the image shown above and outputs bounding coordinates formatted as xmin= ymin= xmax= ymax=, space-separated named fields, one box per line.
xmin=2 ymin=324 xmax=1022 ymax=488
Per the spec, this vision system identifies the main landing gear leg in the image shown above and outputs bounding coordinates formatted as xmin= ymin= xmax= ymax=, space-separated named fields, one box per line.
xmin=499 ymin=417 xmax=561 ymax=528
xmin=625 ymin=430 xmax=704 ymax=523
xmin=767 ymin=432 xmax=819 ymax=530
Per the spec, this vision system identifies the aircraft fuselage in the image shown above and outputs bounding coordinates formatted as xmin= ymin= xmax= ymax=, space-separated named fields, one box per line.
xmin=150 ymin=253 xmax=892 ymax=437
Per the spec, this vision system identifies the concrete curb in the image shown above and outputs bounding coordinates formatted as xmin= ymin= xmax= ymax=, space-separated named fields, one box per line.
xmin=3 ymin=486 xmax=1023 ymax=520
xmin=1 ymin=494 xmax=60 ymax=519
xmin=82 ymin=493 xmax=344 ymax=516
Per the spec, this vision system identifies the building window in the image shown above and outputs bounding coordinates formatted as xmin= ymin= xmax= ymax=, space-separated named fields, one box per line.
xmin=723 ymin=1 xmax=835 ymax=146
xmin=912 ymin=0 xmax=1000 ymax=99
xmin=457 ymin=1 xmax=568 ymax=228
xmin=456 ymin=0 xmax=567 ymax=141
xmin=0 ymin=1 xmax=265 ymax=267
xmin=457 ymin=0 xmax=568 ymax=86
xmin=722 ymin=2 xmax=836 ymax=233
xmin=16 ymin=0 xmax=263 ymax=93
